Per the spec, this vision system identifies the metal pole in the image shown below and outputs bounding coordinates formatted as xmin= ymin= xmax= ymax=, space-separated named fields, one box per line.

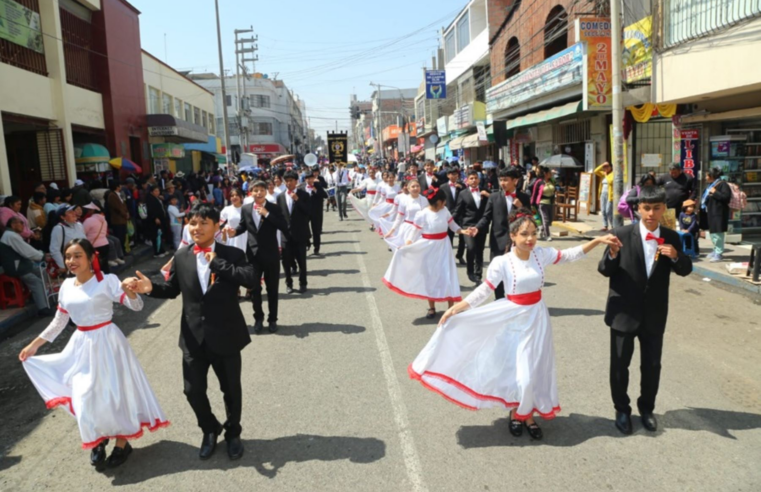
xmin=214 ymin=0 xmax=232 ymax=164
xmin=234 ymin=31 xmax=242 ymax=155
xmin=611 ymin=0 xmax=624 ymax=227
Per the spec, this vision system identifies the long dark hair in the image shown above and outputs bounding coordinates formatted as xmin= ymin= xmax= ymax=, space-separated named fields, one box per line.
xmin=423 ymin=187 xmax=445 ymax=206
xmin=509 ymin=207 xmax=538 ymax=235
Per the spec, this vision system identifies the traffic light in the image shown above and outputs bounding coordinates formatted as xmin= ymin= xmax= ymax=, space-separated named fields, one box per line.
xmin=349 ymin=105 xmax=361 ymax=119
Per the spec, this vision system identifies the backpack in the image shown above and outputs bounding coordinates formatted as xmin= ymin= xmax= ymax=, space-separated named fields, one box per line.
xmin=138 ymin=202 xmax=148 ymax=220
xmin=617 ymin=186 xmax=639 ymax=219
xmin=727 ymin=182 xmax=747 ymax=212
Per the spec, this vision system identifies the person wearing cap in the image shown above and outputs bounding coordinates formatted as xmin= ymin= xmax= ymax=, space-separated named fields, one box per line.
xmin=71 ymin=179 xmax=93 ymax=207
xmin=49 ymin=205 xmax=86 ymax=274
xmin=83 ymin=202 xmax=113 ymax=272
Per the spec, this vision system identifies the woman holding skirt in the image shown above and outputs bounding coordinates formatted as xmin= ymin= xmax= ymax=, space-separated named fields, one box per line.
xmin=368 ymin=173 xmax=400 ymax=236
xmin=349 ymin=166 xmax=382 ymax=224
xmin=19 ymin=238 xmax=168 ymax=469
xmin=377 ymin=179 xmax=408 ymax=238
xmin=408 ymin=209 xmax=620 ymax=439
xmin=384 ymin=179 xmax=429 ymax=250
xmin=383 ymin=187 xmax=475 ymax=319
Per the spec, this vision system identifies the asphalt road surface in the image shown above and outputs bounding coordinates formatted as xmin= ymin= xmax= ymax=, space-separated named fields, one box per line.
xmin=1 ymin=212 xmax=760 ymax=491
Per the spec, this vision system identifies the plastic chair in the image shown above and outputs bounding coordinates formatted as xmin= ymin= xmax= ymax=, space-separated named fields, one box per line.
xmin=678 ymin=231 xmax=697 ymax=258
xmin=0 ymin=274 xmax=30 ymax=309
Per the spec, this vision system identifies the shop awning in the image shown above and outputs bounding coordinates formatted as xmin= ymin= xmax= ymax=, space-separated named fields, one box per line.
xmin=449 ymin=135 xmax=468 ymax=150
xmin=506 ymin=101 xmax=583 ymax=130
xmin=463 ymin=134 xmax=487 ymax=149
xmin=436 ymin=136 xmax=451 ymax=150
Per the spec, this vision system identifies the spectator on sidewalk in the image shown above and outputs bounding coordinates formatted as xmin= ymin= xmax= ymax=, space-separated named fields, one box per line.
xmin=166 ymin=195 xmax=185 ymax=250
xmin=83 ymin=203 xmax=112 ymax=272
xmin=26 ymin=192 xmax=47 ymax=231
xmin=701 ymin=168 xmax=731 ymax=262
xmin=624 ymin=174 xmax=656 ymax=222
xmin=0 ymin=217 xmax=53 ymax=317
xmin=44 ymin=190 xmax=62 ymax=215
xmin=106 ymin=181 xmax=129 ymax=249
xmin=145 ymin=185 xmax=169 ymax=258
xmin=49 ymin=205 xmax=86 ymax=275
xmin=71 ymin=179 xmax=93 ymax=207
xmin=657 ymin=163 xmax=696 ymax=218
xmin=1 ymin=196 xmax=39 ymax=245
xmin=594 ymin=161 xmax=614 ymax=231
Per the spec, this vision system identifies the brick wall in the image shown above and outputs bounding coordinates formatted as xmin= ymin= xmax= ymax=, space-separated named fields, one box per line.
xmin=488 ymin=0 xmax=589 ymax=88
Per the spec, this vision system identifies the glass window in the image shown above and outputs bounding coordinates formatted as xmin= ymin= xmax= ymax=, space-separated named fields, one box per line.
xmin=194 ymin=107 xmax=201 ymax=125
xmin=445 ymin=31 xmax=456 ymax=63
xmin=174 ymin=98 xmax=182 ymax=119
xmin=253 ymin=122 xmax=273 ymax=135
xmin=162 ymin=93 xmax=172 ymax=114
xmin=225 ymin=95 xmax=232 ymax=107
xmin=185 ymin=102 xmax=192 ymax=122
xmin=456 ymin=12 xmax=470 ymax=53
xmin=252 ymin=95 xmax=270 ymax=108
xmin=202 ymin=111 xmax=208 ymax=130
xmin=148 ymin=87 xmax=161 ymax=114
xmin=209 ymin=116 xmax=215 ymax=136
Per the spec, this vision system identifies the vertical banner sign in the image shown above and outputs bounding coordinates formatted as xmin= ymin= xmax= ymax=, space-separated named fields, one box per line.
xmin=425 ymin=70 xmax=447 ymax=99
xmin=623 ymin=16 xmax=653 ymax=83
xmin=578 ymin=18 xmax=612 ymax=109
xmin=327 ymin=132 xmax=348 ymax=164
xmin=680 ymin=130 xmax=700 ymax=178
xmin=0 ymin=0 xmax=44 ymax=53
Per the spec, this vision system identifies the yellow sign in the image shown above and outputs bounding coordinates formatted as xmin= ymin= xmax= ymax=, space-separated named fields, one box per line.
xmin=623 ymin=16 xmax=652 ymax=83
xmin=578 ymin=18 xmax=612 ymax=109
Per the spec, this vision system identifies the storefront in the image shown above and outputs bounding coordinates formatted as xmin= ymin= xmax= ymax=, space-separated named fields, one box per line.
xmin=146 ymin=114 xmax=209 ymax=175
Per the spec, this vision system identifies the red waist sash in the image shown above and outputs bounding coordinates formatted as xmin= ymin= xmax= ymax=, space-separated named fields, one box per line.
xmin=404 ymin=220 xmax=414 ymax=225
xmin=422 ymin=232 xmax=448 ymax=240
xmin=367 ymin=190 xmax=377 ymax=195
xmin=78 ymin=320 xmax=112 ymax=332
xmin=385 ymin=199 xmax=394 ymax=204
xmin=507 ymin=291 xmax=542 ymax=305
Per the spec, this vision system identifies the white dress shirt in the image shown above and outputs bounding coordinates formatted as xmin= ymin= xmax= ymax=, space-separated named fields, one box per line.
xmin=425 ymin=174 xmax=434 ymax=187
xmin=470 ymin=188 xmax=481 ymax=209
xmin=285 ymin=190 xmax=295 ymax=214
xmin=334 ymin=169 xmax=350 ymax=186
xmin=195 ymin=242 xmax=216 ymax=295
xmin=640 ymin=220 xmax=661 ymax=278
xmin=505 ymin=194 xmax=515 ymax=216
xmin=252 ymin=201 xmax=264 ymax=229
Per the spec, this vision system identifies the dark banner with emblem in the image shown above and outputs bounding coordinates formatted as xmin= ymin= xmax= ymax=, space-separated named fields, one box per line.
xmin=327 ymin=132 xmax=348 ymax=164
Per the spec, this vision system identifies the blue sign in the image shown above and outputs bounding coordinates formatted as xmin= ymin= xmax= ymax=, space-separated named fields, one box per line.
xmin=426 ymin=70 xmax=447 ymax=100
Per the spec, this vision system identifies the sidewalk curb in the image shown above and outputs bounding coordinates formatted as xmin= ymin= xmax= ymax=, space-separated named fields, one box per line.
xmin=691 ymin=263 xmax=761 ymax=295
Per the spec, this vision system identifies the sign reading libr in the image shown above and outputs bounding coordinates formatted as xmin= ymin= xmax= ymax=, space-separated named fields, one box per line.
xmin=426 ymin=70 xmax=446 ymax=100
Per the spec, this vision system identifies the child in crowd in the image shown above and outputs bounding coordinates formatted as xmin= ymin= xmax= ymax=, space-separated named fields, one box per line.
xmin=678 ymin=199 xmax=699 ymax=257
xmin=167 ymin=195 xmax=185 ymax=250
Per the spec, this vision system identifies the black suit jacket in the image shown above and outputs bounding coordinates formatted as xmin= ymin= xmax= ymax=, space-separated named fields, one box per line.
xmin=418 ymin=173 xmax=442 ymax=191
xmin=302 ymin=181 xmax=329 ymax=215
xmin=235 ymin=201 xmax=288 ymax=262
xmin=277 ymin=189 xmax=312 ymax=243
xmin=440 ymin=182 xmax=462 ymax=212
xmin=476 ymin=190 xmax=531 ymax=253
xmin=454 ymin=187 xmax=488 ymax=227
xmin=598 ymin=224 xmax=692 ymax=335
xmin=148 ymin=243 xmax=255 ymax=356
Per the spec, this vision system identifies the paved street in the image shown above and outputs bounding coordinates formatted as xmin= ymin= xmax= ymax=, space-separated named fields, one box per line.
xmin=1 ymin=212 xmax=761 ymax=492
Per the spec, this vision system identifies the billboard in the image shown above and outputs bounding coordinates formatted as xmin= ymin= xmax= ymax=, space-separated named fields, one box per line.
xmin=0 ymin=0 xmax=43 ymax=53
xmin=425 ymin=70 xmax=446 ymax=99
xmin=578 ymin=18 xmax=612 ymax=110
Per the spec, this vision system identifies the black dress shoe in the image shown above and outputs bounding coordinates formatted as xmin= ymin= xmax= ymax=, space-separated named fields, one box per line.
xmin=457 ymin=256 xmax=466 ymax=265
xmin=227 ymin=436 xmax=244 ymax=460
xmin=298 ymin=286 xmax=307 ymax=294
xmin=253 ymin=320 xmax=264 ymax=334
xmin=524 ymin=421 xmax=543 ymax=440
xmin=286 ymin=286 xmax=294 ymax=294
xmin=106 ymin=442 xmax=132 ymax=468
xmin=90 ymin=439 xmax=109 ymax=468
xmin=615 ymin=411 xmax=633 ymax=435
xmin=508 ymin=414 xmax=523 ymax=437
xmin=268 ymin=321 xmax=278 ymax=333
xmin=199 ymin=427 xmax=222 ymax=460
xmin=640 ymin=412 xmax=658 ymax=432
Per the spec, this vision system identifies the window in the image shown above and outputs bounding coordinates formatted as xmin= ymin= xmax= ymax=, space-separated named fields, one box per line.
xmin=445 ymin=31 xmax=456 ymax=63
xmin=251 ymin=95 xmax=270 ymax=108
xmin=162 ymin=93 xmax=172 ymax=114
xmin=148 ymin=87 xmax=161 ymax=114
xmin=174 ymin=98 xmax=182 ymax=119
xmin=209 ymin=116 xmax=215 ymax=136
xmin=225 ymin=94 xmax=232 ymax=107
xmin=202 ymin=111 xmax=208 ymax=130
xmin=184 ymin=102 xmax=192 ymax=122
xmin=194 ymin=107 xmax=201 ymax=125
xmin=505 ymin=37 xmax=520 ymax=78
xmin=456 ymin=12 xmax=470 ymax=53
xmin=544 ymin=5 xmax=568 ymax=59
xmin=252 ymin=122 xmax=273 ymax=135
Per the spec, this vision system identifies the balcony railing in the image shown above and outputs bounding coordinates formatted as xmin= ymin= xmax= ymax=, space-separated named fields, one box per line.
xmin=0 ymin=0 xmax=47 ymax=75
xmin=663 ymin=0 xmax=761 ymax=49
xmin=60 ymin=7 xmax=100 ymax=92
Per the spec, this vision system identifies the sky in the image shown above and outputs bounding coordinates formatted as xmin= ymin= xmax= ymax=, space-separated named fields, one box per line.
xmin=130 ymin=0 xmax=467 ymax=135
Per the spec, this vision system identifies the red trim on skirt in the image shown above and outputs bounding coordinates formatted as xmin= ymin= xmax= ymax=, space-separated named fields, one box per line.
xmin=82 ymin=419 xmax=171 ymax=450
xmin=382 ymin=277 xmax=462 ymax=302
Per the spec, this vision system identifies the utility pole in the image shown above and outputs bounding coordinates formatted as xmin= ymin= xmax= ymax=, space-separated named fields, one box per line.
xmin=235 ymin=27 xmax=257 ymax=154
xmin=611 ymin=0 xmax=624 ymax=227
xmin=214 ymin=0 xmax=231 ymax=166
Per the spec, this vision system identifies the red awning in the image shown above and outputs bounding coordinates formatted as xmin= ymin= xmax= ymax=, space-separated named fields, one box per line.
xmin=410 ymin=144 xmax=424 ymax=153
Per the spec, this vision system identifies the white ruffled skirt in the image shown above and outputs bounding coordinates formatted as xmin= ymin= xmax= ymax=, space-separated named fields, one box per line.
xmin=368 ymin=202 xmax=394 ymax=234
xmin=348 ymin=192 xmax=372 ymax=222
xmin=382 ymin=236 xmax=461 ymax=302
xmin=384 ymin=222 xmax=416 ymax=250
xmin=23 ymin=324 xmax=169 ymax=449
xmin=409 ymin=298 xmax=560 ymax=420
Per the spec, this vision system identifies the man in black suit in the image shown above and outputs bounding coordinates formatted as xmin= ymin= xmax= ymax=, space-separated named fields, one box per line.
xmin=306 ymin=167 xmax=329 ymax=255
xmin=129 ymin=203 xmax=255 ymax=461
xmin=598 ymin=186 xmax=692 ymax=435
xmin=440 ymin=166 xmax=466 ymax=263
xmin=277 ymin=170 xmax=312 ymax=293
xmin=455 ymin=170 xmax=490 ymax=284
xmin=475 ymin=167 xmax=531 ymax=299
xmin=418 ymin=160 xmax=442 ymax=191
xmin=227 ymin=181 xmax=288 ymax=334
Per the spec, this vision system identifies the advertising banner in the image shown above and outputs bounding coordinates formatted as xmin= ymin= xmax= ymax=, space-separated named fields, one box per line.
xmin=680 ymin=129 xmax=700 ymax=178
xmin=623 ymin=16 xmax=653 ymax=83
xmin=327 ymin=132 xmax=348 ymax=164
xmin=578 ymin=18 xmax=612 ymax=109
xmin=0 ymin=0 xmax=43 ymax=53
xmin=151 ymin=143 xmax=185 ymax=159
xmin=425 ymin=70 xmax=446 ymax=99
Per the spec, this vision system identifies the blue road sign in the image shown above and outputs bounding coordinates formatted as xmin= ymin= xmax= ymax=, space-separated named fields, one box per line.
xmin=426 ymin=70 xmax=446 ymax=100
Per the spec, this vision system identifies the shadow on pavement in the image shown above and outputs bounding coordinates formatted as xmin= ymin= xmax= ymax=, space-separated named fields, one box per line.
xmin=306 ymin=269 xmax=360 ymax=277
xmin=547 ymin=307 xmax=605 ymax=317
xmin=319 ymin=251 xmax=367 ymax=257
xmin=321 ymin=230 xmax=360 ymax=235
xmin=457 ymin=408 xmax=761 ymax=448
xmin=318 ymin=240 xmax=358 ymax=246
xmin=252 ymin=323 xmax=366 ymax=339
xmin=281 ymin=287 xmax=376 ymax=299
xmin=0 ymin=455 xmax=22 ymax=472
xmin=104 ymin=434 xmax=386 ymax=484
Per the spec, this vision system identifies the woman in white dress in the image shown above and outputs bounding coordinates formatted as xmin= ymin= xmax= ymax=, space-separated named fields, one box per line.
xmin=220 ymin=188 xmax=247 ymax=252
xmin=383 ymin=187 xmax=474 ymax=319
xmin=409 ymin=209 xmax=620 ymax=439
xmin=368 ymin=173 xmax=401 ymax=236
xmin=19 ymin=238 xmax=168 ymax=468
xmin=349 ymin=166 xmax=381 ymax=224
xmin=384 ymin=179 xmax=429 ymax=250
xmin=377 ymin=179 xmax=408 ymax=237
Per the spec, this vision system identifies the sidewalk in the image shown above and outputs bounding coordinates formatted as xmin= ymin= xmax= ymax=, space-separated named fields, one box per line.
xmin=551 ymin=211 xmax=761 ymax=295
xmin=0 ymin=244 xmax=154 ymax=338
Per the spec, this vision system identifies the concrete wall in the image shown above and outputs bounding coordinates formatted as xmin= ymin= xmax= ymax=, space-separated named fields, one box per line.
xmin=0 ymin=65 xmax=56 ymax=120
xmin=142 ymin=53 xmax=216 ymax=116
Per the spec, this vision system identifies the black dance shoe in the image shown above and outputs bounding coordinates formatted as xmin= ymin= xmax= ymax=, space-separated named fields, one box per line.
xmin=457 ymin=256 xmax=466 ymax=265
xmin=227 ymin=436 xmax=244 ymax=460
xmin=268 ymin=321 xmax=278 ymax=333
xmin=106 ymin=442 xmax=132 ymax=468
xmin=640 ymin=412 xmax=658 ymax=432
xmin=524 ymin=421 xmax=543 ymax=440
xmin=199 ymin=426 xmax=222 ymax=460
xmin=90 ymin=439 xmax=109 ymax=468
xmin=253 ymin=320 xmax=264 ymax=334
xmin=425 ymin=308 xmax=436 ymax=319
xmin=508 ymin=415 xmax=523 ymax=437
xmin=286 ymin=286 xmax=294 ymax=294
xmin=298 ymin=285 xmax=307 ymax=294
xmin=615 ymin=411 xmax=633 ymax=435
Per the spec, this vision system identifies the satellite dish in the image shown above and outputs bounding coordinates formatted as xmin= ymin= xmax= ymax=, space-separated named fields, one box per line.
xmin=430 ymin=134 xmax=439 ymax=144
xmin=304 ymin=153 xmax=318 ymax=166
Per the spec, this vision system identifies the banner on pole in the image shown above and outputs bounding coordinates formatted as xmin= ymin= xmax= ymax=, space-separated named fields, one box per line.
xmin=425 ymin=70 xmax=446 ymax=99
xmin=327 ymin=132 xmax=348 ymax=164
xmin=0 ymin=0 xmax=43 ymax=53
xmin=578 ymin=18 xmax=612 ymax=110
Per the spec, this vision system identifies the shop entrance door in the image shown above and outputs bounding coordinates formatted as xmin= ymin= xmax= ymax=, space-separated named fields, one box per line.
xmin=5 ymin=128 xmax=67 ymax=199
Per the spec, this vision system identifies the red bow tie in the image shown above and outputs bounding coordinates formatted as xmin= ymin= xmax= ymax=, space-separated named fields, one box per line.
xmin=645 ymin=233 xmax=664 ymax=245
xmin=193 ymin=246 xmax=212 ymax=255
xmin=471 ymin=188 xmax=479 ymax=193
xmin=426 ymin=173 xmax=433 ymax=177
xmin=505 ymin=192 xmax=516 ymax=198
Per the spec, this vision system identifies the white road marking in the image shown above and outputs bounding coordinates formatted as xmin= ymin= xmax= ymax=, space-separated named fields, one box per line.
xmin=353 ymin=235 xmax=428 ymax=492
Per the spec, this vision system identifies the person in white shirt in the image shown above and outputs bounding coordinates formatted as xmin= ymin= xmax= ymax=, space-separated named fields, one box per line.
xmin=333 ymin=163 xmax=351 ymax=220
xmin=167 ymin=196 xmax=185 ymax=250
xmin=0 ymin=217 xmax=51 ymax=316
xmin=49 ymin=205 xmax=86 ymax=275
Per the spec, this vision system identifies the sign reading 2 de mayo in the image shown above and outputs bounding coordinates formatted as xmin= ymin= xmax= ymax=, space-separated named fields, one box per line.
xmin=577 ymin=18 xmax=612 ymax=110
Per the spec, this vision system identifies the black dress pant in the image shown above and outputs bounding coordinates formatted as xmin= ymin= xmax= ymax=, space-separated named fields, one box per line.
xmin=446 ymin=230 xmax=466 ymax=259
xmin=463 ymin=232 xmax=486 ymax=281
xmin=182 ymin=343 xmax=243 ymax=438
xmin=251 ymin=255 xmax=280 ymax=322
xmin=610 ymin=328 xmax=664 ymax=415
xmin=311 ymin=213 xmax=324 ymax=253
xmin=282 ymin=239 xmax=308 ymax=288
xmin=490 ymin=248 xmax=506 ymax=300
xmin=111 ymin=224 xmax=127 ymax=249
